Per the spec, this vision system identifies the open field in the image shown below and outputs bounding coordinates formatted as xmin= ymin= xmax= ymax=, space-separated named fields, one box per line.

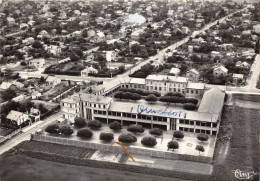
xmin=210 ymin=106 xmax=259 ymax=181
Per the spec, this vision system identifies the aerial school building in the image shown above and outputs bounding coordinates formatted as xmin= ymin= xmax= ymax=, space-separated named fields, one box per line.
xmin=61 ymin=75 xmax=225 ymax=135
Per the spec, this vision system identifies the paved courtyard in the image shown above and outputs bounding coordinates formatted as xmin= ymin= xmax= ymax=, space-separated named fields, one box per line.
xmin=44 ymin=123 xmax=216 ymax=157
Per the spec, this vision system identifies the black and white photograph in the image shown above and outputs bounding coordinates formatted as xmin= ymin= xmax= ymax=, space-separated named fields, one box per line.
xmin=0 ymin=0 xmax=259 ymax=180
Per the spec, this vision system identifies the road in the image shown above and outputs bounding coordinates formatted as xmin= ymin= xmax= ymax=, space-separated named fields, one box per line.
xmin=0 ymin=112 xmax=62 ymax=155
xmin=247 ymin=54 xmax=260 ymax=89
xmin=121 ymin=11 xmax=239 ymax=77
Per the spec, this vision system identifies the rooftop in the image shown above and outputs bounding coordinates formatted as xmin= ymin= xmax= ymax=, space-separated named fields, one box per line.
xmin=146 ymin=74 xmax=188 ymax=83
xmin=198 ymin=86 xmax=225 ymax=114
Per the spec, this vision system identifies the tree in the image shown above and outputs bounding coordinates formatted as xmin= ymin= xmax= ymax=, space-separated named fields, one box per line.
xmin=255 ymin=40 xmax=259 ymax=54
xmin=82 ymin=29 xmax=88 ymax=38
xmin=75 ymin=49 xmax=83 ymax=57
xmin=131 ymin=43 xmax=141 ymax=54
xmin=159 ymin=96 xmax=172 ymax=105
xmin=183 ymin=103 xmax=197 ymax=110
xmin=131 ymin=93 xmax=141 ymax=101
xmin=197 ymin=133 xmax=209 ymax=143
xmin=114 ymin=91 xmax=125 ymax=100
xmin=88 ymin=120 xmax=102 ymax=129
xmin=127 ymin=124 xmax=144 ymax=134
xmin=1 ymin=89 xmax=16 ymax=102
xmin=109 ymin=121 xmax=122 ymax=131
xmin=145 ymin=94 xmax=158 ymax=103
xmin=70 ymin=53 xmax=79 ymax=61
xmin=184 ymin=98 xmax=199 ymax=105
xmin=74 ymin=117 xmax=86 ymax=128
xmin=38 ymin=104 xmax=48 ymax=114
xmin=167 ymin=141 xmax=179 ymax=150
xmin=45 ymin=124 xmax=59 ymax=134
xmin=195 ymin=145 xmax=205 ymax=155
xmin=173 ymin=130 xmax=184 ymax=140
xmin=165 ymin=92 xmax=184 ymax=97
xmin=141 ymin=136 xmax=157 ymax=147
xmin=149 ymin=128 xmax=163 ymax=136
xmin=32 ymin=41 xmax=43 ymax=49
xmin=100 ymin=132 xmax=114 ymax=141
xmin=60 ymin=125 xmax=74 ymax=136
xmin=118 ymin=133 xmax=137 ymax=144
xmin=77 ymin=128 xmax=93 ymax=138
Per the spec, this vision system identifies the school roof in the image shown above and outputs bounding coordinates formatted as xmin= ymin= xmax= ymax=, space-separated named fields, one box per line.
xmin=80 ymin=93 xmax=112 ymax=104
xmin=130 ymin=78 xmax=146 ymax=85
xmin=146 ymin=74 xmax=188 ymax=83
xmin=108 ymin=100 xmax=219 ymax=123
xmin=198 ymin=86 xmax=225 ymax=114
xmin=187 ymin=82 xmax=205 ymax=90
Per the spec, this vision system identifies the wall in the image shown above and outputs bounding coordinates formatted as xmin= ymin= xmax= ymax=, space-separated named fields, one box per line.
xmin=31 ymin=134 xmax=213 ymax=163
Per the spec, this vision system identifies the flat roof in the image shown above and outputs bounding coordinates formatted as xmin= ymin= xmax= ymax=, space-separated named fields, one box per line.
xmin=187 ymin=82 xmax=205 ymax=90
xmin=130 ymin=78 xmax=146 ymax=85
xmin=108 ymin=100 xmax=218 ymax=123
xmin=146 ymin=74 xmax=188 ymax=83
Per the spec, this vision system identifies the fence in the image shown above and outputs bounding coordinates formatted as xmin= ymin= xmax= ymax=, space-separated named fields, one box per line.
xmin=31 ymin=134 xmax=213 ymax=163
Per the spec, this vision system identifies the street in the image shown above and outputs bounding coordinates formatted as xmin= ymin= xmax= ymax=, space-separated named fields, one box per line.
xmin=0 ymin=112 xmax=62 ymax=155
xmin=247 ymin=54 xmax=260 ymax=89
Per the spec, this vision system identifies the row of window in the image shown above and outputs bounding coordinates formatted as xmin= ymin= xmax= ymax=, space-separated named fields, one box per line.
xmin=179 ymin=119 xmax=217 ymax=127
xmin=84 ymin=102 xmax=106 ymax=109
xmin=179 ymin=127 xmax=216 ymax=135
xmin=148 ymin=86 xmax=185 ymax=93
xmin=186 ymin=89 xmax=200 ymax=94
xmin=96 ymin=111 xmax=168 ymax=122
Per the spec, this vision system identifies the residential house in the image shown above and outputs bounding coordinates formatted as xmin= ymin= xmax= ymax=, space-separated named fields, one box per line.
xmin=232 ymin=74 xmax=244 ymax=84
xmin=169 ymin=67 xmax=180 ymax=76
xmin=106 ymin=51 xmax=117 ymax=62
xmin=182 ymin=26 xmax=190 ymax=35
xmin=186 ymin=69 xmax=200 ymax=82
xmin=7 ymin=17 xmax=15 ymax=26
xmin=211 ymin=51 xmax=222 ymax=58
xmin=22 ymin=37 xmax=34 ymax=45
xmin=20 ymin=23 xmax=29 ymax=30
xmin=253 ymin=24 xmax=260 ymax=34
xmin=46 ymin=76 xmax=61 ymax=87
xmin=6 ymin=110 xmax=30 ymax=127
xmin=81 ymin=66 xmax=98 ymax=76
xmin=59 ymin=11 xmax=67 ymax=19
xmin=95 ymin=31 xmax=105 ymax=43
xmin=151 ymin=59 xmax=165 ymax=68
xmin=29 ymin=108 xmax=41 ymax=123
xmin=31 ymin=91 xmax=42 ymax=100
xmin=0 ymin=82 xmax=12 ymax=90
xmin=29 ymin=58 xmax=45 ymax=69
xmin=213 ymin=66 xmax=228 ymax=77
xmin=80 ymin=12 xmax=89 ymax=21
xmin=37 ymin=30 xmax=50 ymax=39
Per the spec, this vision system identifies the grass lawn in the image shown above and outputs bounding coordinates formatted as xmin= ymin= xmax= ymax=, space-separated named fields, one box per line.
xmin=0 ymin=127 xmax=14 ymax=137
xmin=0 ymin=154 xmax=185 ymax=181
xmin=210 ymin=106 xmax=259 ymax=181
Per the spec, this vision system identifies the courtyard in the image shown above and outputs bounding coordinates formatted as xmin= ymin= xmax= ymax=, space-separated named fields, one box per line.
xmin=43 ymin=122 xmax=215 ymax=158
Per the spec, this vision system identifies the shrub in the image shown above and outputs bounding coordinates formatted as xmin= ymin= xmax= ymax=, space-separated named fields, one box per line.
xmin=165 ymin=92 xmax=185 ymax=97
xmin=20 ymin=62 xmax=26 ymax=66
xmin=100 ymin=132 xmax=114 ymax=141
xmin=77 ymin=128 xmax=93 ymax=138
xmin=197 ymin=133 xmax=209 ymax=142
xmin=109 ymin=121 xmax=122 ymax=131
xmin=88 ymin=120 xmax=102 ymax=129
xmin=184 ymin=98 xmax=199 ymax=105
xmin=149 ymin=128 xmax=163 ymax=136
xmin=183 ymin=103 xmax=197 ymax=110
xmin=167 ymin=141 xmax=179 ymax=150
xmin=59 ymin=125 xmax=74 ymax=136
xmin=173 ymin=130 xmax=184 ymax=139
xmin=145 ymin=94 xmax=158 ymax=103
xmin=45 ymin=124 xmax=59 ymax=134
xmin=118 ymin=133 xmax=137 ymax=143
xmin=195 ymin=145 xmax=205 ymax=155
xmin=74 ymin=117 xmax=86 ymax=128
xmin=141 ymin=136 xmax=157 ymax=147
xmin=127 ymin=124 xmax=144 ymax=134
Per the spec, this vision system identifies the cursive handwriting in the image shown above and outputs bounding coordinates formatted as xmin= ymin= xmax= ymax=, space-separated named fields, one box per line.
xmin=232 ymin=169 xmax=258 ymax=179
xmin=137 ymin=104 xmax=187 ymax=118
